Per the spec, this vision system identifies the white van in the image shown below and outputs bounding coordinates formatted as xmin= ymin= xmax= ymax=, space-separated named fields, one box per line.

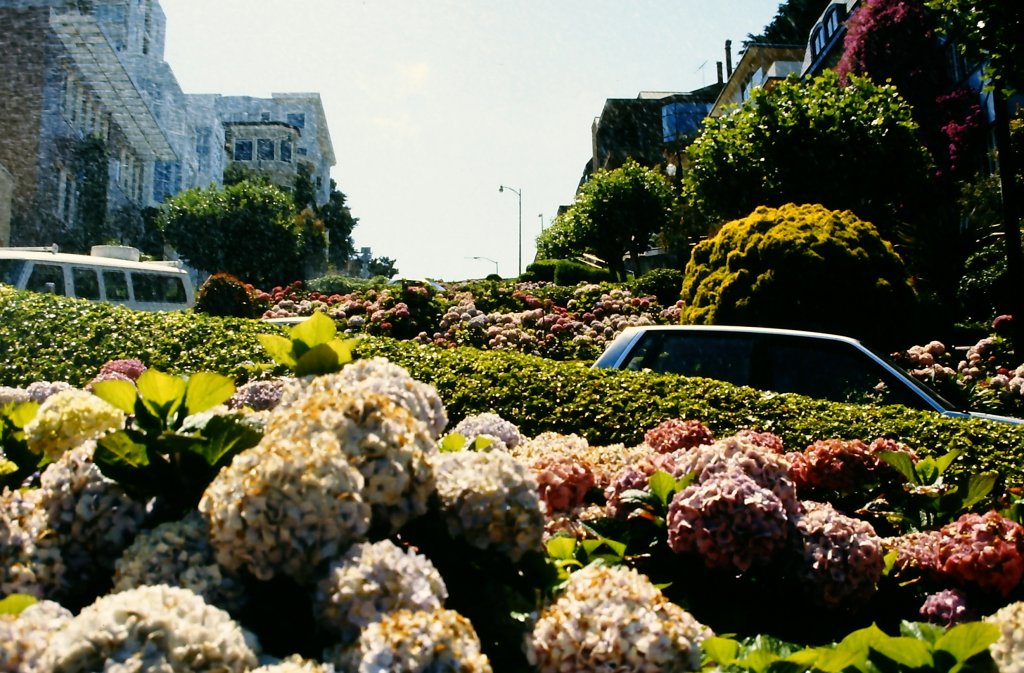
xmin=0 ymin=245 xmax=195 ymax=311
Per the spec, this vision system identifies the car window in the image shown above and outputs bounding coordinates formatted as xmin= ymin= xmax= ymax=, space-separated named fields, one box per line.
xmin=624 ymin=331 xmax=754 ymax=387
xmin=72 ymin=266 xmax=101 ymax=300
xmin=755 ymin=336 xmax=929 ymax=409
xmin=103 ymin=270 xmax=130 ymax=301
xmin=26 ymin=264 xmax=65 ymax=295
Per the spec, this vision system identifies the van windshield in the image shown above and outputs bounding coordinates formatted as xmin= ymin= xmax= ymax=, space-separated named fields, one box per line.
xmin=0 ymin=259 xmax=25 ymax=286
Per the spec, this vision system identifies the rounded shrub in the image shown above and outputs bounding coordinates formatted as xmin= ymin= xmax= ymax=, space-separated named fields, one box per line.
xmin=680 ymin=203 xmax=918 ymax=347
xmin=195 ymin=272 xmax=256 ymax=318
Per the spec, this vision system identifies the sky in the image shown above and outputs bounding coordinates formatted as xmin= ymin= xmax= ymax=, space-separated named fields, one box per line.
xmin=159 ymin=1 xmax=785 ymax=282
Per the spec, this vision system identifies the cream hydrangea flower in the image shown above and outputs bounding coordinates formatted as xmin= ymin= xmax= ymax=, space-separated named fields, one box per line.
xmin=113 ymin=511 xmax=247 ymax=614
xmin=41 ymin=584 xmax=260 ymax=673
xmin=336 ymin=609 xmax=491 ymax=673
xmin=314 ymin=539 xmax=448 ymax=645
xmin=528 ymin=563 xmax=711 ymax=673
xmin=200 ymin=433 xmax=371 ymax=584
xmin=249 ymin=655 xmax=335 ymax=673
xmin=0 ymin=487 xmax=64 ymax=599
xmin=281 ymin=357 xmax=448 ymax=439
xmin=264 ymin=388 xmax=435 ymax=536
xmin=0 ymin=599 xmax=73 ymax=673
xmin=23 ymin=388 xmax=124 ymax=461
xmin=433 ymin=450 xmax=544 ymax=562
xmin=987 ymin=601 xmax=1024 ymax=673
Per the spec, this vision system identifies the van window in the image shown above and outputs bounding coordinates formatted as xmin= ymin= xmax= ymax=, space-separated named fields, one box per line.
xmin=27 ymin=264 xmax=66 ymax=295
xmin=103 ymin=270 xmax=129 ymax=301
xmin=131 ymin=272 xmax=187 ymax=303
xmin=0 ymin=259 xmax=25 ymax=286
xmin=72 ymin=267 xmax=101 ymax=300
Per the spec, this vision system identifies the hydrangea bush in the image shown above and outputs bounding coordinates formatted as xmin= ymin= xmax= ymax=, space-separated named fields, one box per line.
xmin=0 ymin=317 xmax=1021 ymax=671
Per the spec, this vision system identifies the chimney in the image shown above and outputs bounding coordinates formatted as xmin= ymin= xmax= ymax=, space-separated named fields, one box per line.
xmin=716 ymin=61 xmax=724 ymax=84
xmin=725 ymin=40 xmax=733 ymax=77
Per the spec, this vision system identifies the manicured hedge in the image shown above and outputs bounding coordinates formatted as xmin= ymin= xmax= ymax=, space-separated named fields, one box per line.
xmin=3 ymin=285 xmax=1023 ymax=486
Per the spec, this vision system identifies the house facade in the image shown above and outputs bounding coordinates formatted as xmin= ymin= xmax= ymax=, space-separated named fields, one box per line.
xmin=0 ymin=0 xmax=335 ymax=250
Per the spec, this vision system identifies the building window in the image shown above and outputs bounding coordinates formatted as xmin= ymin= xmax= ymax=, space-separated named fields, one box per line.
xmin=153 ymin=161 xmax=180 ymax=203
xmin=257 ymin=138 xmax=275 ymax=161
xmin=234 ymin=139 xmax=253 ymax=161
xmin=280 ymin=139 xmax=292 ymax=163
xmin=260 ymin=111 xmax=271 ymax=122
xmin=297 ymin=147 xmax=307 ymax=156
xmin=287 ymin=112 xmax=305 ymax=128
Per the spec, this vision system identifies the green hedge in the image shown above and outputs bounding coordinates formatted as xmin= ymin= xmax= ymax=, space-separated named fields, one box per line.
xmin=3 ymin=286 xmax=1023 ymax=486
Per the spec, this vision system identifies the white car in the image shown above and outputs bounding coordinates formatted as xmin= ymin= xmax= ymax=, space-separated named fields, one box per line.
xmin=593 ymin=325 xmax=1023 ymax=425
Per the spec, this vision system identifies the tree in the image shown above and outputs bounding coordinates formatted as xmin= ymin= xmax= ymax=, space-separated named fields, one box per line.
xmin=746 ymin=0 xmax=832 ymax=45
xmin=157 ymin=180 xmax=309 ymax=288
xmin=553 ymin=159 xmax=675 ymax=281
xmin=683 ymin=71 xmax=932 ymax=242
xmin=318 ymin=180 xmax=358 ymax=271
xmin=368 ymin=256 xmax=397 ymax=279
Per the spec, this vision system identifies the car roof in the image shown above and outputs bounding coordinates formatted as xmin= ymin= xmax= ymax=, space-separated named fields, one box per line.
xmin=618 ymin=324 xmax=866 ymax=346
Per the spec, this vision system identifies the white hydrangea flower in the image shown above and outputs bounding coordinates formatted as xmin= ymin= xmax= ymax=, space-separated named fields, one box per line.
xmin=433 ymin=450 xmax=544 ymax=562
xmin=314 ymin=539 xmax=448 ymax=645
xmin=335 ymin=609 xmax=491 ymax=673
xmin=452 ymin=412 xmax=523 ymax=449
xmin=249 ymin=654 xmax=335 ymax=673
xmin=37 ymin=443 xmax=146 ymax=594
xmin=113 ymin=511 xmax=247 ymax=614
xmin=528 ymin=563 xmax=711 ymax=673
xmin=200 ymin=433 xmax=371 ymax=583
xmin=987 ymin=600 xmax=1024 ymax=673
xmin=0 ymin=599 xmax=72 ymax=673
xmin=23 ymin=388 xmax=125 ymax=462
xmin=264 ymin=389 xmax=435 ymax=536
xmin=41 ymin=585 xmax=260 ymax=673
xmin=280 ymin=358 xmax=448 ymax=438
xmin=0 ymin=487 xmax=64 ymax=598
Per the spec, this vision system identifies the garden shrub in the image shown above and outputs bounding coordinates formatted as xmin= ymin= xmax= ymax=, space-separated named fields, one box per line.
xmin=630 ymin=267 xmax=684 ymax=307
xmin=2 ymin=286 xmax=1022 ymax=487
xmin=524 ymin=259 xmax=613 ymax=285
xmin=522 ymin=259 xmax=558 ymax=282
xmin=194 ymin=272 xmax=256 ymax=318
xmin=305 ymin=274 xmax=387 ymax=295
xmin=680 ymin=203 xmax=919 ymax=348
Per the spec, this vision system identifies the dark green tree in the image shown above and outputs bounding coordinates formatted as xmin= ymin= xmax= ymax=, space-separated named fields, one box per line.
xmin=554 ymin=159 xmax=675 ymax=281
xmin=683 ymin=71 xmax=931 ymax=243
xmin=368 ymin=256 xmax=397 ymax=279
xmin=157 ymin=180 xmax=306 ymax=288
xmin=319 ymin=180 xmax=358 ymax=271
xmin=747 ymin=0 xmax=832 ymax=45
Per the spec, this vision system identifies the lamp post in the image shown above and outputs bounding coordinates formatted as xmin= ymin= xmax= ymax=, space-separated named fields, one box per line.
xmin=470 ymin=256 xmax=499 ymax=276
xmin=499 ymin=185 xmax=522 ymax=276
xmin=538 ymin=213 xmax=544 ymax=231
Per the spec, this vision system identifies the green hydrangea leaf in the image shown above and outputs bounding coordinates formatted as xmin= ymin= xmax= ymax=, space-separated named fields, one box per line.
xmin=961 ymin=471 xmax=998 ymax=510
xmin=870 ymin=636 xmax=934 ymax=669
xmin=184 ymin=372 xmax=235 ymax=417
xmin=878 ymin=450 xmax=918 ymax=484
xmin=91 ymin=379 xmax=138 ymax=414
xmin=257 ymin=334 xmax=299 ymax=369
xmin=439 ymin=432 xmax=468 ymax=453
xmin=289 ymin=311 xmax=336 ymax=350
xmin=136 ymin=369 xmax=187 ymax=424
xmin=545 ymin=535 xmax=577 ymax=561
xmin=0 ymin=594 xmax=38 ymax=615
xmin=95 ymin=431 xmax=150 ymax=469
xmin=649 ymin=470 xmax=678 ymax=504
xmin=935 ymin=622 xmax=1000 ymax=663
xmin=295 ymin=342 xmax=349 ymax=377
xmin=0 ymin=459 xmax=17 ymax=477
xmin=5 ymin=401 xmax=39 ymax=428
xmin=936 ymin=448 xmax=964 ymax=475
xmin=702 ymin=637 xmax=741 ymax=666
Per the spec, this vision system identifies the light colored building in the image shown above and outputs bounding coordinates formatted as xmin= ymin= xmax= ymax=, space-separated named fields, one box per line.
xmin=0 ymin=162 xmax=13 ymax=246
xmin=0 ymin=0 xmax=335 ymax=252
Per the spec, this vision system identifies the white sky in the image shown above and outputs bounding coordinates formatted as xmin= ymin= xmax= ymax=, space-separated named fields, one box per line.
xmin=159 ymin=1 xmax=784 ymax=281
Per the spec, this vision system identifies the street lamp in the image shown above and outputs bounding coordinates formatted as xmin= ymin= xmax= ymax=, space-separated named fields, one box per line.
xmin=499 ymin=185 xmax=522 ymax=276
xmin=470 ymin=256 xmax=499 ymax=276
xmin=538 ymin=213 xmax=545 ymax=231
